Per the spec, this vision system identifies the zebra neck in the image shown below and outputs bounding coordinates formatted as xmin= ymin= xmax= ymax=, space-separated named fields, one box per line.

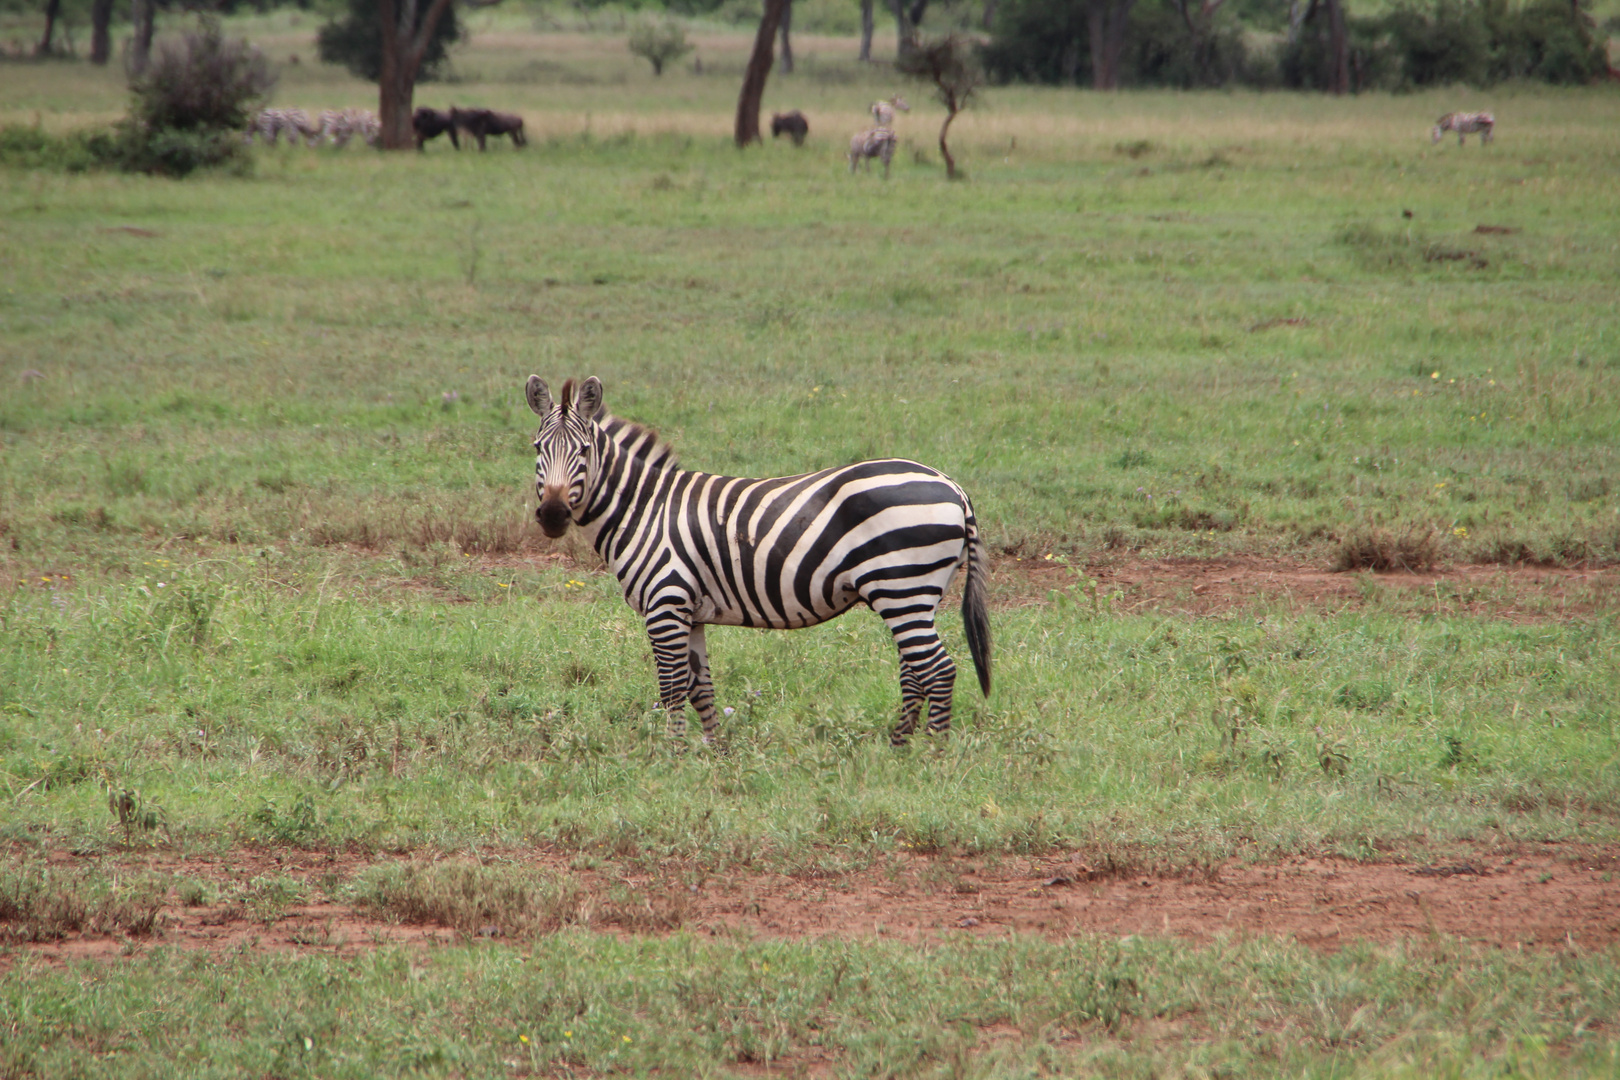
xmin=579 ymin=437 xmax=679 ymax=565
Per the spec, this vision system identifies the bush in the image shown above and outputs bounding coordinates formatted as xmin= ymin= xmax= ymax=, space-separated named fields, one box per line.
xmin=317 ymin=0 xmax=462 ymax=83
xmin=981 ymin=0 xmax=1092 ymax=85
xmin=627 ymin=16 xmax=694 ymax=76
xmin=1385 ymin=0 xmax=1491 ymax=87
xmin=129 ymin=15 xmax=275 ymax=133
xmin=110 ymin=15 xmax=273 ymax=177
xmin=0 ymin=126 xmax=110 ymax=172
xmin=1485 ymin=0 xmax=1608 ymax=83
xmin=1125 ymin=3 xmax=1251 ymax=88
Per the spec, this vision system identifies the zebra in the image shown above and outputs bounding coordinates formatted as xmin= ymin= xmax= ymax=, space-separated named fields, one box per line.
xmin=1432 ymin=111 xmax=1494 ymax=146
xmin=848 ymin=127 xmax=898 ymax=177
xmin=318 ymin=108 xmax=380 ymax=148
xmin=246 ymin=107 xmax=317 ymax=146
xmin=870 ymin=95 xmax=910 ymax=128
xmin=524 ymin=375 xmax=992 ymax=747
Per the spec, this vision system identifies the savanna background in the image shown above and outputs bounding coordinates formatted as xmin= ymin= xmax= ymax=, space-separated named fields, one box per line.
xmin=1 ymin=0 xmax=1619 ymax=1075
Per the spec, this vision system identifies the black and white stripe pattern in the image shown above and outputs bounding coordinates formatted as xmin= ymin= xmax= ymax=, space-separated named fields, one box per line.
xmin=525 ymin=376 xmax=992 ymax=746
xmin=848 ymin=127 xmax=898 ymax=176
xmin=247 ymin=107 xmax=317 ymax=146
xmin=318 ymin=108 xmax=380 ymax=148
xmin=870 ymin=95 xmax=910 ymax=127
xmin=1432 ymin=111 xmax=1494 ymax=145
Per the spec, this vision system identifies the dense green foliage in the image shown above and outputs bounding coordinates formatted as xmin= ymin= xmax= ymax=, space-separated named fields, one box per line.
xmin=315 ymin=0 xmax=463 ymax=83
xmin=984 ymin=0 xmax=1614 ymax=88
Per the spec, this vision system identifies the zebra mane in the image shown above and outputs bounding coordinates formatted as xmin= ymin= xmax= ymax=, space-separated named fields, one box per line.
xmin=594 ymin=408 xmax=678 ymax=469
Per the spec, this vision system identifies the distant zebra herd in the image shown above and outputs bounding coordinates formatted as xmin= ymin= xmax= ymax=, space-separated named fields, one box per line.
xmin=246 ymin=106 xmax=526 ymax=151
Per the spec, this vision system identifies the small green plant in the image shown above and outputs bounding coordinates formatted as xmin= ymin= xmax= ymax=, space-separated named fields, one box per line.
xmin=1044 ymin=554 xmax=1112 ymax=617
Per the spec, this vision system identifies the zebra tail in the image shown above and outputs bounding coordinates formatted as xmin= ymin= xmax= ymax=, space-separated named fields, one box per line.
xmin=962 ymin=512 xmax=992 ymax=697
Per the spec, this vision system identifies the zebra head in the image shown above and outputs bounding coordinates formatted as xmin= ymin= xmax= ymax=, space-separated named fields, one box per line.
xmin=525 ymin=375 xmax=604 ymax=538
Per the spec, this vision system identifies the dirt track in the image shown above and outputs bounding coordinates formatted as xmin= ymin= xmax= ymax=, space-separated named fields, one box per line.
xmin=11 ymin=844 xmax=1620 ymax=968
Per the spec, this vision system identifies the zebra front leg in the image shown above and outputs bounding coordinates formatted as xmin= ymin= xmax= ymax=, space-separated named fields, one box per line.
xmin=686 ymin=624 xmax=724 ymax=747
xmin=645 ymin=608 xmax=693 ymax=743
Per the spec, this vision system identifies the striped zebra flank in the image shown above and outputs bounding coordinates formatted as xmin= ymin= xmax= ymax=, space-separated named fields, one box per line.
xmin=526 ymin=376 xmax=992 ymax=747
xmin=1432 ymin=111 xmax=1494 ymax=146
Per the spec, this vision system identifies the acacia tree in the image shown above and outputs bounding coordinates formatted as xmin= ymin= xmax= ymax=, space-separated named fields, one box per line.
xmin=376 ymin=0 xmax=456 ymax=148
xmin=896 ymin=33 xmax=982 ymax=179
xmin=734 ymin=0 xmax=790 ymax=146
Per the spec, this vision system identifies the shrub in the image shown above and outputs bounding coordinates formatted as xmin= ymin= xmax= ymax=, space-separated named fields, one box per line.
xmin=0 ymin=125 xmax=110 ymax=172
xmin=1385 ymin=0 xmax=1491 ymax=87
xmin=981 ymin=0 xmax=1092 ymax=85
xmin=116 ymin=15 xmax=273 ymax=176
xmin=1485 ymin=0 xmax=1608 ymax=83
xmin=627 ymin=15 xmax=694 ymax=76
xmin=129 ymin=15 xmax=275 ymax=133
xmin=317 ymin=0 xmax=463 ymax=83
xmin=1125 ymin=3 xmax=1252 ymax=88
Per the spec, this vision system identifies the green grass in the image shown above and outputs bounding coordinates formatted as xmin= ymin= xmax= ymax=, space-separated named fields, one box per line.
xmin=5 ymin=934 xmax=1619 ymax=1078
xmin=3 ymin=20 xmax=1620 ymax=1078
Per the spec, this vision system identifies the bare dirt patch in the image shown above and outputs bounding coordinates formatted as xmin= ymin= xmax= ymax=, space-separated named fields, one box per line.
xmin=7 ymin=845 xmax=1618 ymax=968
xmin=989 ymin=555 xmax=1618 ymax=621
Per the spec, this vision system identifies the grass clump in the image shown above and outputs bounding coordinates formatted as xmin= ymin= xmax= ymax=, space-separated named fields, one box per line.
xmin=1333 ymin=523 xmax=1442 ymax=572
xmin=0 ymin=862 xmax=166 ymax=943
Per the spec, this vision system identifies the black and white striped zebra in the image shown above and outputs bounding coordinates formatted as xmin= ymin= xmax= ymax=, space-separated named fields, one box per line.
xmin=848 ymin=127 xmax=898 ymax=177
xmin=247 ymin=107 xmax=317 ymax=146
xmin=318 ymin=108 xmax=380 ymax=148
xmin=870 ymin=95 xmax=910 ymax=128
xmin=525 ymin=376 xmax=992 ymax=747
xmin=1432 ymin=111 xmax=1494 ymax=145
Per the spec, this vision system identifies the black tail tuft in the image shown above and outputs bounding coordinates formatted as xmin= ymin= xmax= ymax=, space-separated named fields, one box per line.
xmin=962 ymin=514 xmax=992 ymax=697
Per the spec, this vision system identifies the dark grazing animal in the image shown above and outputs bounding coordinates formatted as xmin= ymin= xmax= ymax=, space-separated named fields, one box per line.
xmin=524 ymin=375 xmax=992 ymax=747
xmin=770 ymin=110 xmax=809 ymax=146
xmin=413 ymin=107 xmax=460 ymax=151
xmin=452 ymin=107 xmax=527 ymax=150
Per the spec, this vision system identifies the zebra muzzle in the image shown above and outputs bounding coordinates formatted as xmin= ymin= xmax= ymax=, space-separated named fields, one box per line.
xmin=536 ymin=498 xmax=571 ymax=538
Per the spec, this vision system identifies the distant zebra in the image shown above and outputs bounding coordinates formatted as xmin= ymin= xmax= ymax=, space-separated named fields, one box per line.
xmin=848 ymin=127 xmax=898 ymax=177
xmin=524 ymin=376 xmax=992 ymax=746
xmin=247 ymin=107 xmax=317 ymax=146
xmin=318 ymin=108 xmax=380 ymax=148
xmin=1432 ymin=111 xmax=1494 ymax=145
xmin=870 ymin=95 xmax=910 ymax=128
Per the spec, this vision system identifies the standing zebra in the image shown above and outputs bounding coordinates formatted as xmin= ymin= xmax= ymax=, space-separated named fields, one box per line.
xmin=525 ymin=376 xmax=992 ymax=747
xmin=1432 ymin=111 xmax=1494 ymax=145
xmin=870 ymin=95 xmax=910 ymax=128
xmin=247 ymin=107 xmax=317 ymax=146
xmin=848 ymin=127 xmax=898 ymax=177
xmin=318 ymin=108 xmax=381 ymax=148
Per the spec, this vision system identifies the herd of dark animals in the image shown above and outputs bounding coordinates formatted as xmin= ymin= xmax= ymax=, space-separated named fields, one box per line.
xmin=412 ymin=107 xmax=527 ymax=151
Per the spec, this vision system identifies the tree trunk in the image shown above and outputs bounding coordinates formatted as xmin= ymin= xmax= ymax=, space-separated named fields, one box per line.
xmin=377 ymin=0 xmax=455 ymax=150
xmin=778 ymin=0 xmax=793 ymax=74
xmin=129 ymin=0 xmax=154 ymax=76
xmin=938 ymin=105 xmax=958 ymax=179
xmin=859 ymin=0 xmax=872 ymax=59
xmin=891 ymin=0 xmax=915 ymax=57
xmin=981 ymin=0 xmax=998 ymax=30
xmin=36 ymin=0 xmax=61 ymax=56
xmin=1323 ymin=0 xmax=1349 ymax=94
xmin=90 ymin=0 xmax=113 ymax=64
xmin=734 ymin=0 xmax=788 ymax=146
xmin=1086 ymin=0 xmax=1132 ymax=90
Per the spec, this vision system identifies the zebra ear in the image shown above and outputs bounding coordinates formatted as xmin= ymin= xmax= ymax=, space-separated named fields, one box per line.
xmin=525 ymin=375 xmax=553 ymax=417
xmin=577 ymin=376 xmax=604 ymax=420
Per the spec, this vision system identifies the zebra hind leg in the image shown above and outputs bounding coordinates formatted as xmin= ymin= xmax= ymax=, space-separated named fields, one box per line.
xmin=882 ymin=612 xmax=952 ymax=746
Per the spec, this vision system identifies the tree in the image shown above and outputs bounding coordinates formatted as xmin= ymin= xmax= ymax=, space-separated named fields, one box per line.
xmin=628 ymin=15 xmax=693 ymax=75
xmin=129 ymin=0 xmax=156 ymax=76
xmin=1087 ymin=0 xmax=1134 ymax=88
xmin=859 ymin=0 xmax=873 ymax=60
xmin=896 ymin=33 xmax=983 ymax=179
xmin=734 ymin=0 xmax=790 ymax=146
xmin=317 ymin=0 xmax=467 ymax=150
xmin=779 ymin=0 xmax=793 ymax=73
xmin=91 ymin=0 xmax=114 ymax=65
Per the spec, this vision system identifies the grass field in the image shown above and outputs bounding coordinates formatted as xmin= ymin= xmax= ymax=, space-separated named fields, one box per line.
xmin=2 ymin=14 xmax=1620 ymax=1077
